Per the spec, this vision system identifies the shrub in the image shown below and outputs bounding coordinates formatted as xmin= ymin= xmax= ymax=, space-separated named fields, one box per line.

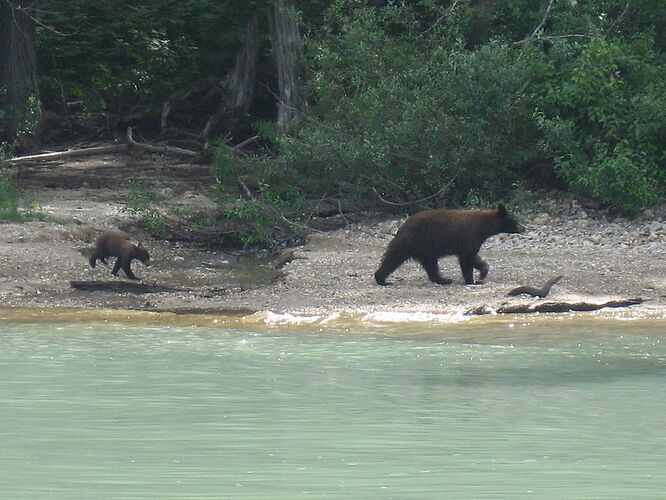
xmin=256 ymin=1 xmax=543 ymax=207
xmin=536 ymin=35 xmax=666 ymax=213
xmin=0 ymin=168 xmax=21 ymax=221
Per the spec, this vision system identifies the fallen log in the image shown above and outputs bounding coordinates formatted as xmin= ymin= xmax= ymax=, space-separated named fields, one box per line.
xmin=497 ymin=298 xmax=643 ymax=314
xmin=70 ymin=280 xmax=188 ymax=294
xmin=126 ymin=127 xmax=197 ymax=157
xmin=9 ymin=144 xmax=130 ymax=164
xmin=8 ymin=127 xmax=198 ymax=164
xmin=466 ymin=298 xmax=644 ymax=316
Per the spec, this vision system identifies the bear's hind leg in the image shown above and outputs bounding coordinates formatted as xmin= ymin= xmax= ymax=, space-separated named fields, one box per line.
xmin=474 ymin=255 xmax=489 ymax=281
xmin=419 ymin=256 xmax=453 ymax=285
xmin=111 ymin=258 xmax=122 ymax=276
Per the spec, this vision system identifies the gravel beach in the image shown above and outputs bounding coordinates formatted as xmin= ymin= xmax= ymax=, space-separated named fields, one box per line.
xmin=2 ymin=154 xmax=665 ymax=322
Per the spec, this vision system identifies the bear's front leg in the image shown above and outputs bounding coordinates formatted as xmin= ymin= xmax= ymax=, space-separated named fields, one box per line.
xmin=458 ymin=255 xmax=479 ymax=285
xmin=122 ymin=261 xmax=139 ymax=280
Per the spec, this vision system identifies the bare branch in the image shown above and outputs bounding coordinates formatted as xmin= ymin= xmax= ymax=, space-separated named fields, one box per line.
xmin=617 ymin=0 xmax=631 ymax=22
xmin=231 ymin=134 xmax=260 ymax=151
xmin=8 ymin=144 xmax=130 ymax=164
xmin=371 ymin=172 xmax=458 ymax=207
xmin=537 ymin=34 xmax=591 ymax=41
xmin=7 ymin=128 xmax=199 ymax=164
xmin=126 ymin=127 xmax=197 ymax=157
xmin=531 ymin=0 xmax=555 ymax=38
xmin=421 ymin=0 xmax=461 ymax=35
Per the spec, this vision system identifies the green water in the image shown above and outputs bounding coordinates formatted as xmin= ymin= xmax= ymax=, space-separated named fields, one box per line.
xmin=1 ymin=317 xmax=666 ymax=499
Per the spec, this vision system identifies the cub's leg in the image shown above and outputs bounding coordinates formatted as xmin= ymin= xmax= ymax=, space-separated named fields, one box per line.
xmin=111 ymin=258 xmax=122 ymax=276
xmin=419 ymin=256 xmax=453 ymax=285
xmin=122 ymin=260 xmax=138 ymax=280
xmin=474 ymin=255 xmax=489 ymax=281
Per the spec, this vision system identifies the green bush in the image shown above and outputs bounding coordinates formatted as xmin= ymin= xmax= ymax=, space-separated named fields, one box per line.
xmin=249 ymin=1 xmax=665 ymax=215
xmin=0 ymin=166 xmax=55 ymax=222
xmin=122 ymin=173 xmax=167 ymax=235
xmin=536 ymin=35 xmax=666 ymax=213
xmin=37 ymin=0 xmax=262 ymax=113
xmin=0 ymin=169 xmax=21 ymax=221
xmin=256 ymin=1 xmax=543 ymax=207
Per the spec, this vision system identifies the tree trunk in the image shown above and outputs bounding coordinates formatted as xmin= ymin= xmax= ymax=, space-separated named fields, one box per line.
xmin=0 ymin=0 xmax=40 ymax=148
xmin=202 ymin=16 xmax=259 ymax=143
xmin=268 ymin=0 xmax=305 ymax=132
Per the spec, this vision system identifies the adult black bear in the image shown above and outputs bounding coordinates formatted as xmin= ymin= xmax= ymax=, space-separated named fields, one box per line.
xmin=89 ymin=231 xmax=150 ymax=280
xmin=374 ymin=205 xmax=525 ymax=285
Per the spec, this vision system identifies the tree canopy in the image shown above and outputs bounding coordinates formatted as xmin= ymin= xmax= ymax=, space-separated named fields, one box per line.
xmin=1 ymin=0 xmax=665 ymax=216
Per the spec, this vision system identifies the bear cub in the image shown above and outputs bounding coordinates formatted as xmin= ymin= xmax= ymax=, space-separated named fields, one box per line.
xmin=89 ymin=230 xmax=150 ymax=280
xmin=375 ymin=204 xmax=525 ymax=286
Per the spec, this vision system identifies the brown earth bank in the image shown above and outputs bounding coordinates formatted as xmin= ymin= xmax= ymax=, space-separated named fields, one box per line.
xmin=2 ymin=152 xmax=665 ymax=323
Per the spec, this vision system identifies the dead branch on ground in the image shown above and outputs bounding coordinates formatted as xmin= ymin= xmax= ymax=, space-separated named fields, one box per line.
xmin=466 ymin=298 xmax=644 ymax=316
xmin=8 ymin=127 xmax=198 ymax=164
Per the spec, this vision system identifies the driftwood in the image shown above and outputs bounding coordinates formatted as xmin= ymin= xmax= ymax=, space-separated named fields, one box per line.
xmin=8 ymin=127 xmax=197 ymax=164
xmin=9 ymin=144 xmax=130 ymax=164
xmin=125 ymin=127 xmax=197 ymax=157
xmin=70 ymin=280 xmax=188 ymax=294
xmin=467 ymin=298 xmax=644 ymax=316
xmin=507 ymin=275 xmax=563 ymax=298
xmin=238 ymin=174 xmax=259 ymax=200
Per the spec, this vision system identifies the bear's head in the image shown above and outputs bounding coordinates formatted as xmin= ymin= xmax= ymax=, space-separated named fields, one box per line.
xmin=135 ymin=243 xmax=151 ymax=266
xmin=497 ymin=204 xmax=526 ymax=234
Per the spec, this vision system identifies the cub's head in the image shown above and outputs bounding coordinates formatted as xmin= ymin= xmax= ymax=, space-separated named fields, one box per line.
xmin=496 ymin=204 xmax=526 ymax=234
xmin=135 ymin=243 xmax=151 ymax=266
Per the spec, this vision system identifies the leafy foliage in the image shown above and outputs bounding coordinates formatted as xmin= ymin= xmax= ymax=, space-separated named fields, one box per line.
xmin=249 ymin=0 xmax=666 ymax=215
xmin=0 ymin=167 xmax=60 ymax=222
xmin=37 ymin=0 xmax=267 ymax=113
xmin=122 ymin=172 xmax=167 ymax=235
xmin=20 ymin=0 xmax=666 ymax=230
xmin=0 ymin=168 xmax=21 ymax=221
xmin=258 ymin=2 xmax=543 ymax=208
xmin=536 ymin=35 xmax=666 ymax=213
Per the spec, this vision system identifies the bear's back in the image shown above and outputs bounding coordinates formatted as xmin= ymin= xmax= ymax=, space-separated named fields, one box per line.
xmin=97 ymin=231 xmax=132 ymax=257
xmin=395 ymin=209 xmax=490 ymax=258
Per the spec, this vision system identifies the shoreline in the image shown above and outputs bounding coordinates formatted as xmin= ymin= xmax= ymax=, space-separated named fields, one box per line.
xmin=1 ymin=304 xmax=665 ymax=336
xmin=2 ymin=154 xmax=665 ymax=324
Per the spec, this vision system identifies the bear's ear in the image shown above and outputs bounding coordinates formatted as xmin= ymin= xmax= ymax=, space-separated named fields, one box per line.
xmin=497 ymin=204 xmax=508 ymax=217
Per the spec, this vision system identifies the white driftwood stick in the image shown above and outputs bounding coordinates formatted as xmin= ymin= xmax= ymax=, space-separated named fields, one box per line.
xmin=9 ymin=144 xmax=130 ymax=164
xmin=8 ymin=127 xmax=198 ymax=164
xmin=126 ymin=127 xmax=197 ymax=156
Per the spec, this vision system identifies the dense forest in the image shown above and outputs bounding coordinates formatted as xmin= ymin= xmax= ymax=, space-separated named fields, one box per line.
xmin=2 ymin=0 xmax=665 ymax=239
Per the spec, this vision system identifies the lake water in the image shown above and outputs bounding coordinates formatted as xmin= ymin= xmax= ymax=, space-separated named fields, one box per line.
xmin=1 ymin=309 xmax=665 ymax=499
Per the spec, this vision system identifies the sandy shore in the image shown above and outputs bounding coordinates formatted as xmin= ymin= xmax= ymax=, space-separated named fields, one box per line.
xmin=2 ymin=154 xmax=665 ymax=323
